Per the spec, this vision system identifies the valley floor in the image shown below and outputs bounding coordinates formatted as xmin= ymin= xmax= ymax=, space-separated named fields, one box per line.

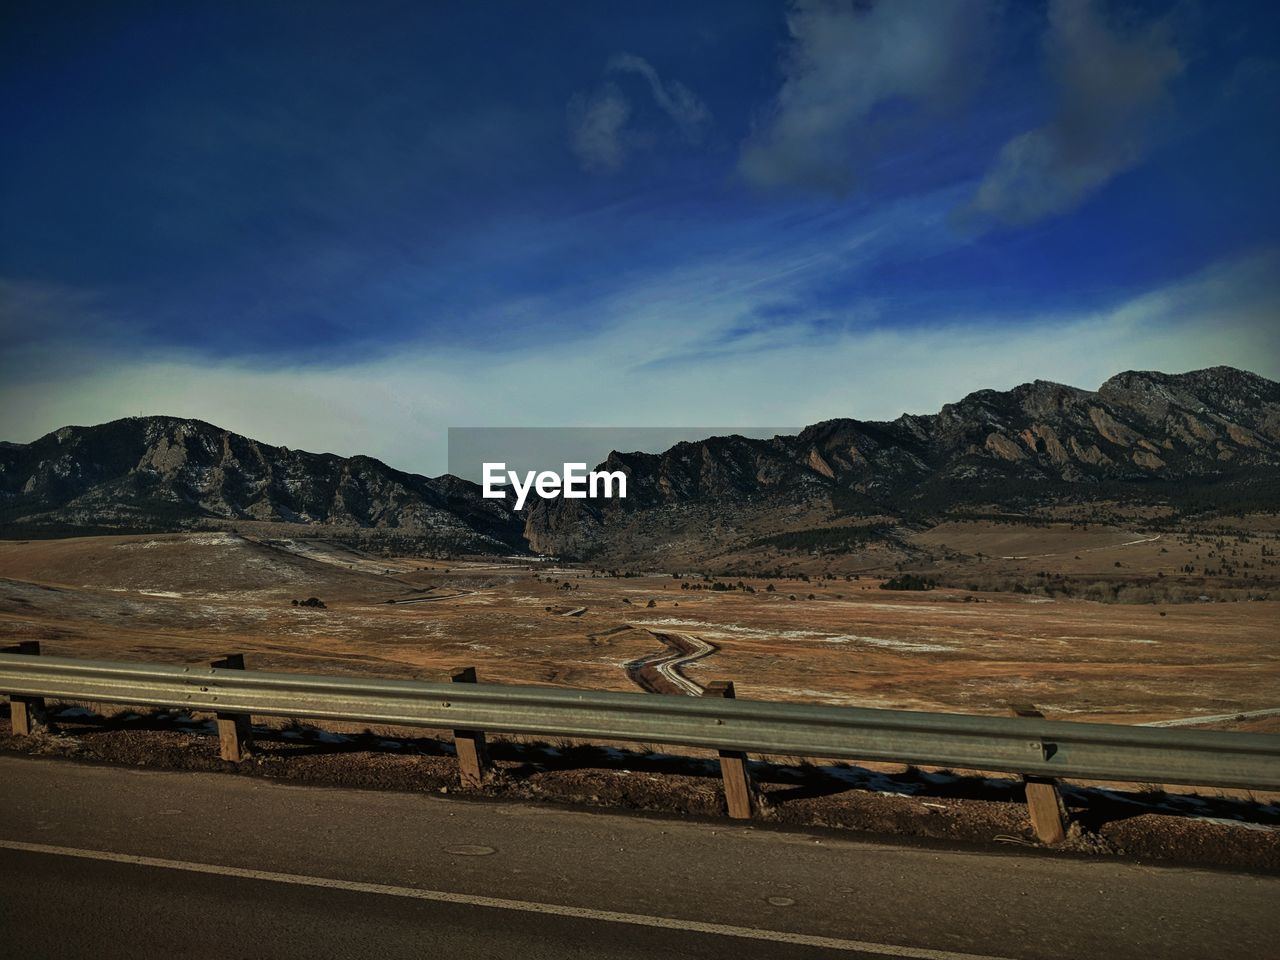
xmin=0 ymin=526 xmax=1276 ymax=732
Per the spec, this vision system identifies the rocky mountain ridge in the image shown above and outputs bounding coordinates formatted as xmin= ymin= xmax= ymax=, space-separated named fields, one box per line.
xmin=522 ymin=366 xmax=1280 ymax=558
xmin=2 ymin=366 xmax=1277 ymax=561
xmin=0 ymin=416 xmax=524 ymax=552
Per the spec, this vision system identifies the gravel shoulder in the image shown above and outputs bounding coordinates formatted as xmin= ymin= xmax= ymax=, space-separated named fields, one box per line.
xmin=4 ymin=702 xmax=1277 ymax=872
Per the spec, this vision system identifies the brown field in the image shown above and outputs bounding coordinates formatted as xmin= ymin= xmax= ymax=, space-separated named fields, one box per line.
xmin=1 ymin=527 xmax=1276 ymax=732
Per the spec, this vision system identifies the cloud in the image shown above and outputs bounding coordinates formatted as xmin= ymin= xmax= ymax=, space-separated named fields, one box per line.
xmin=568 ymin=54 xmax=710 ymax=173
xmin=567 ymin=84 xmax=632 ymax=173
xmin=0 ymin=279 xmax=104 ymax=344
xmin=965 ymin=0 xmax=1183 ymax=226
xmin=739 ymin=0 xmax=999 ymax=193
xmin=5 ymin=249 xmax=1276 ymax=475
xmin=606 ymin=53 xmax=711 ymax=140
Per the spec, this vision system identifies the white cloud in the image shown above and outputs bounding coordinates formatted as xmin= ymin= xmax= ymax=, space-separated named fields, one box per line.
xmin=566 ymin=83 xmax=632 ymax=173
xmin=568 ymin=54 xmax=710 ymax=173
xmin=965 ymin=0 xmax=1183 ymax=225
xmin=740 ymin=0 xmax=998 ymax=193
xmin=4 ymin=250 xmax=1276 ymax=476
xmin=606 ymin=53 xmax=710 ymax=140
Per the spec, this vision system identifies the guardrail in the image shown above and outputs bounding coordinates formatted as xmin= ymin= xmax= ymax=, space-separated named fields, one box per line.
xmin=3 ymin=645 xmax=1278 ymax=843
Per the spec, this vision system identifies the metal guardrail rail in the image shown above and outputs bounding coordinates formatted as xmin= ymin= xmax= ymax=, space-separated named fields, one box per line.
xmin=3 ymin=651 xmax=1278 ymax=790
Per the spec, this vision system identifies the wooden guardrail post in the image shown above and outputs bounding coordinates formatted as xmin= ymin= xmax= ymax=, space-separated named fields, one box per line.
xmin=703 ymin=680 xmax=757 ymax=819
xmin=3 ymin=641 xmax=45 ymax=736
xmin=210 ymin=654 xmax=253 ymax=761
xmin=1009 ymin=703 xmax=1067 ymax=844
xmin=451 ymin=666 xmax=491 ymax=787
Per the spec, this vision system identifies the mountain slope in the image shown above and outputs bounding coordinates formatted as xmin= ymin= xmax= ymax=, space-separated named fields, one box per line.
xmin=523 ymin=366 xmax=1280 ymax=559
xmin=0 ymin=416 xmax=525 ymax=552
xmin=2 ymin=367 xmax=1277 ymax=561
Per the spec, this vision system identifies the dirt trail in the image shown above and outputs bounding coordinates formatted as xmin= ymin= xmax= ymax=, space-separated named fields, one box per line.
xmin=384 ymin=592 xmax=468 ymax=604
xmin=624 ymin=631 xmax=717 ymax=696
xmin=999 ymin=533 xmax=1162 ymax=560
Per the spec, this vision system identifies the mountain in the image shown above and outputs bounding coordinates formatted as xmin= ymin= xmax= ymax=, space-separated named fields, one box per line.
xmin=2 ymin=367 xmax=1277 ymax=562
xmin=0 ymin=416 xmax=525 ymax=553
xmin=523 ymin=366 xmax=1280 ymax=560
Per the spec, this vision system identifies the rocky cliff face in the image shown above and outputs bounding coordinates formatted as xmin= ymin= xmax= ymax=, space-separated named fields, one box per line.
xmin=0 ymin=416 xmax=525 ymax=552
xmin=523 ymin=366 xmax=1280 ymax=558
xmin=4 ymin=367 xmax=1277 ymax=559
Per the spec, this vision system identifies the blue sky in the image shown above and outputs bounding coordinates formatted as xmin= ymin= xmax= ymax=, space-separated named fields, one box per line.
xmin=2 ymin=1 xmax=1278 ymax=474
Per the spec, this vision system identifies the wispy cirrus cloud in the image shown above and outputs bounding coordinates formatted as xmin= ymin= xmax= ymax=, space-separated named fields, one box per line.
xmin=964 ymin=0 xmax=1183 ymax=226
xmin=606 ymin=53 xmax=711 ymax=141
xmin=568 ymin=53 xmax=711 ymax=173
xmin=739 ymin=0 xmax=1000 ymax=194
xmin=5 ymin=245 xmax=1277 ymax=475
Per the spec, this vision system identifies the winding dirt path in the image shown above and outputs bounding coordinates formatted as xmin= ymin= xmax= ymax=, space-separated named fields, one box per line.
xmin=624 ymin=631 xmax=717 ymax=696
xmin=999 ymin=533 xmax=1162 ymax=560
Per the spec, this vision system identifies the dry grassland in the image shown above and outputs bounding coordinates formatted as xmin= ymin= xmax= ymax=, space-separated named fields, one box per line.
xmin=0 ymin=529 xmax=1275 ymax=732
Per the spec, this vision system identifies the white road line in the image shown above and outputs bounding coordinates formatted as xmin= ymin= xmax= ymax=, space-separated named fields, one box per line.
xmin=0 ymin=838 xmax=1017 ymax=960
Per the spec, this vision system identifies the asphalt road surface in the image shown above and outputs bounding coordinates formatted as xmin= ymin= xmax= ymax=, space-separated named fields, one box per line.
xmin=1 ymin=755 xmax=1276 ymax=959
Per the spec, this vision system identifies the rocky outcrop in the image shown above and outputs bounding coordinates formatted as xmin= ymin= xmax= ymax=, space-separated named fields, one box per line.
xmin=985 ymin=433 xmax=1026 ymax=462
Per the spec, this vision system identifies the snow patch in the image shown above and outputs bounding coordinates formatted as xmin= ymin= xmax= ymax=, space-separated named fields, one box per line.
xmin=854 ymin=636 xmax=952 ymax=652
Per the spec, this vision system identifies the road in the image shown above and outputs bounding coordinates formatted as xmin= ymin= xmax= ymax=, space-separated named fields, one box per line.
xmin=625 ymin=631 xmax=716 ymax=695
xmin=1 ymin=755 xmax=1276 ymax=959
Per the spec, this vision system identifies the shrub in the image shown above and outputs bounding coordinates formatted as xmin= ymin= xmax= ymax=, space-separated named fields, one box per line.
xmin=879 ymin=574 xmax=935 ymax=592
